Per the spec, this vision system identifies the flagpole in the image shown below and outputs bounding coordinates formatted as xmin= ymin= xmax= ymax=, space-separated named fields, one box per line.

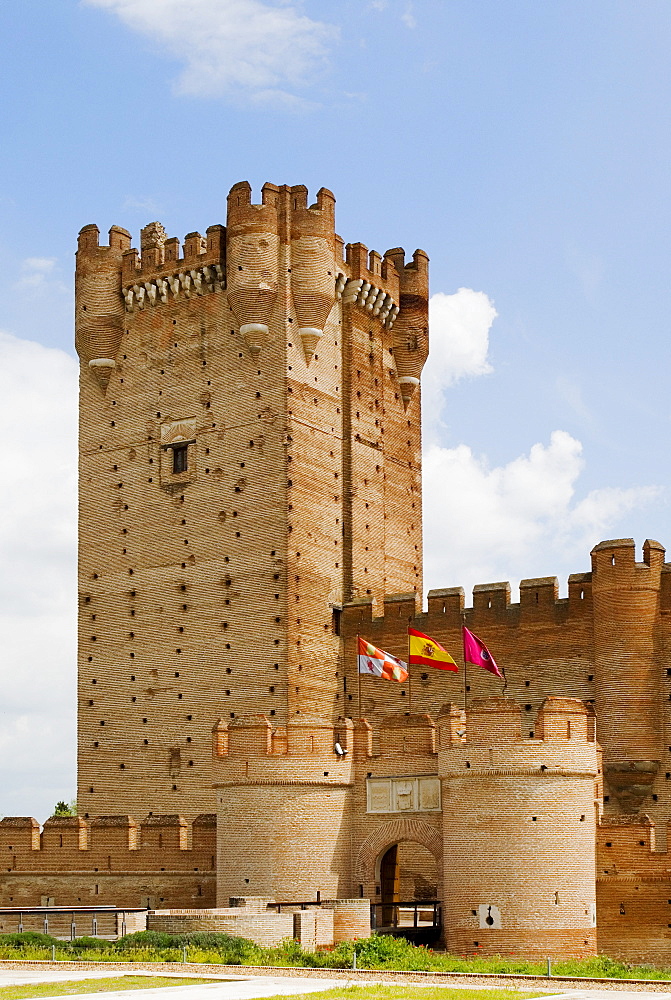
xmin=407 ymin=628 xmax=412 ymax=714
xmin=463 ymin=623 xmax=468 ymax=712
xmin=357 ymin=633 xmax=362 ymax=718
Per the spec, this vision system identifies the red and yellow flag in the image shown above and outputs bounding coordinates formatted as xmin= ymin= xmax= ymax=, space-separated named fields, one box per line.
xmin=408 ymin=627 xmax=458 ymax=672
xmin=358 ymin=637 xmax=408 ymax=682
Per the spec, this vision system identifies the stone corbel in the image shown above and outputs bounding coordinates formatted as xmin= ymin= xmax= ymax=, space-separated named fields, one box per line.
xmin=88 ymin=358 xmax=116 ymax=391
xmin=156 ymin=278 xmax=169 ymax=304
xmin=179 ymin=272 xmax=192 ymax=298
xmin=190 ymin=269 xmax=204 ymax=295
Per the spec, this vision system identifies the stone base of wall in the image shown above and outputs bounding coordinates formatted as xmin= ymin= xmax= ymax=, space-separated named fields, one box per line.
xmin=148 ymin=908 xmax=297 ymax=950
xmin=148 ymin=897 xmax=370 ymax=950
xmin=322 ymin=899 xmax=372 ymax=942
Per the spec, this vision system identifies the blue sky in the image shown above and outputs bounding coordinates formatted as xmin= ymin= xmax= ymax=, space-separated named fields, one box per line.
xmin=1 ymin=0 xmax=670 ymax=817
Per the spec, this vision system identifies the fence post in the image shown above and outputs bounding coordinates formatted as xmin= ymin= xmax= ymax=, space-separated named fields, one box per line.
xmin=547 ymin=957 xmax=552 ymax=977
xmin=52 ymin=944 xmax=56 ymax=962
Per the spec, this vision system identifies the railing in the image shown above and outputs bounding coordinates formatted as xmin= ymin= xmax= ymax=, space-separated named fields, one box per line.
xmin=370 ymin=899 xmax=441 ymax=931
xmin=0 ymin=905 xmax=147 ymax=940
xmin=267 ymin=898 xmax=323 ymax=912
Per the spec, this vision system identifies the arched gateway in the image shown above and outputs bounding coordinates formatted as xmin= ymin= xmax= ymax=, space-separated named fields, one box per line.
xmin=355 ymin=817 xmax=443 ymax=890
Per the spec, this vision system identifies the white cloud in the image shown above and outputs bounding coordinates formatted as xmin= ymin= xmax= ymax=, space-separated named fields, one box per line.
xmin=84 ymin=0 xmax=337 ymax=104
xmin=17 ymin=257 xmax=66 ymax=292
xmin=401 ymin=2 xmax=416 ymax=28
xmin=423 ymin=430 xmax=661 ymax=601
xmin=422 ymin=287 xmax=497 ymax=445
xmin=0 ymin=331 xmax=78 ymax=821
xmin=122 ymin=194 xmax=164 ymax=215
xmin=369 ymin=0 xmax=415 ymax=25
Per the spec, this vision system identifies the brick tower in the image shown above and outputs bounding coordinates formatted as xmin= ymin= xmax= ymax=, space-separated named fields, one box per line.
xmin=439 ymin=697 xmax=599 ymax=957
xmin=75 ymin=181 xmax=429 ymax=820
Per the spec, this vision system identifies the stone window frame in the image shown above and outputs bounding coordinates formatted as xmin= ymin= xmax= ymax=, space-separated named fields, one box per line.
xmin=159 ymin=418 xmax=197 ymax=487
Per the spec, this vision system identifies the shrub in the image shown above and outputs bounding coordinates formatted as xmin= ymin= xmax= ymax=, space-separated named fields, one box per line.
xmin=0 ymin=932 xmax=58 ymax=949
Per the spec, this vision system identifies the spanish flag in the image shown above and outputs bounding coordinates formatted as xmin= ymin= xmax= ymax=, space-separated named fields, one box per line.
xmin=408 ymin=627 xmax=458 ymax=671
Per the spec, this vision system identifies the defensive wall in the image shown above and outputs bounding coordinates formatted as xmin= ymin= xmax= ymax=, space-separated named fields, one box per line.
xmin=341 ymin=539 xmax=671 ymax=833
xmin=4 ymin=693 xmax=671 ymax=958
xmin=595 ymin=816 xmax=671 ymax=965
xmin=0 ymin=814 xmax=216 ymax=909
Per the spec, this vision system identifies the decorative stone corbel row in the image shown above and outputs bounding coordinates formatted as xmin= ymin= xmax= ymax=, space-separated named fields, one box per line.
xmin=122 ymin=265 xmax=225 ymax=312
xmin=336 ymin=274 xmax=399 ymax=329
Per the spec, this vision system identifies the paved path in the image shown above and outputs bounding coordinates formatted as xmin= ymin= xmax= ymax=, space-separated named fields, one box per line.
xmin=2 ymin=968 xmax=671 ymax=1000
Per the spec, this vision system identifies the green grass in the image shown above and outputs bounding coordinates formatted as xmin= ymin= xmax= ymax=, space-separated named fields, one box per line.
xmin=275 ymin=989 xmax=554 ymax=1000
xmin=0 ymin=931 xmax=670 ymax=980
xmin=0 ymin=977 xmax=219 ymax=1000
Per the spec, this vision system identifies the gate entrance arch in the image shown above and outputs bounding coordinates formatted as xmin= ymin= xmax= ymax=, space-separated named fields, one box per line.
xmin=355 ymin=819 xmax=443 ymax=944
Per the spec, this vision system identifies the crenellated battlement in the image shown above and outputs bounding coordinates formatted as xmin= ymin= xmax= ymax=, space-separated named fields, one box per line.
xmin=212 ymin=716 xmax=355 ymax=787
xmin=0 ymin=814 xmax=216 ymax=872
xmin=439 ymin=697 xmax=599 ymax=777
xmin=344 ymin=581 xmax=592 ymax=633
xmin=120 ymin=219 xmax=226 ymax=310
xmin=343 ymin=539 xmax=671 ymax=634
xmin=591 ymin=537 xmax=666 ymax=588
xmin=77 ymin=224 xmax=132 ymax=256
xmin=75 ymin=180 xmax=424 ymax=372
xmin=210 ymin=701 xmax=598 ymax=780
xmin=117 ymin=223 xmax=225 ymax=282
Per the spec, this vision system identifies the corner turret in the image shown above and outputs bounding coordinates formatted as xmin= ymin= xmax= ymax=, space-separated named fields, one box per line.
xmin=213 ymin=716 xmax=355 ymax=902
xmin=75 ymin=224 xmax=131 ymax=388
xmin=289 ymin=185 xmax=337 ymax=363
xmin=225 ymin=182 xmax=280 ymax=357
xmin=591 ymin=539 xmax=664 ymax=811
xmin=384 ymin=247 xmax=429 ymax=407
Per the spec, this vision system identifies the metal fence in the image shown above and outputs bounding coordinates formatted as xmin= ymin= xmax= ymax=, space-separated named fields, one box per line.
xmin=370 ymin=899 xmax=442 ymax=932
xmin=0 ymin=905 xmax=148 ymax=940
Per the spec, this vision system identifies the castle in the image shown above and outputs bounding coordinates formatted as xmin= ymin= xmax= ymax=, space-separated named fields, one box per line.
xmin=1 ymin=180 xmax=671 ymax=963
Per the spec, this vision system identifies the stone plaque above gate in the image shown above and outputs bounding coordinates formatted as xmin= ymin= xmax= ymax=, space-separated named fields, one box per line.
xmin=366 ymin=775 xmax=441 ymax=814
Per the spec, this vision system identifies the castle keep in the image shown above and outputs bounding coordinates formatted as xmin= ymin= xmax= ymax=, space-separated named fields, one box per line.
xmin=2 ymin=181 xmax=671 ymax=963
xmin=75 ymin=182 xmax=424 ymax=820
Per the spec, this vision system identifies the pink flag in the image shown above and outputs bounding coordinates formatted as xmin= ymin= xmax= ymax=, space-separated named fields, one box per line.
xmin=463 ymin=626 xmax=503 ymax=679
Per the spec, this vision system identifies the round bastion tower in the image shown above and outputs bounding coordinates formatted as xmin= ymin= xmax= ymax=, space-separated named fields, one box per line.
xmin=439 ymin=697 xmax=599 ymax=957
xmin=591 ymin=539 xmax=664 ymax=812
xmin=212 ymin=716 xmax=356 ymax=904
